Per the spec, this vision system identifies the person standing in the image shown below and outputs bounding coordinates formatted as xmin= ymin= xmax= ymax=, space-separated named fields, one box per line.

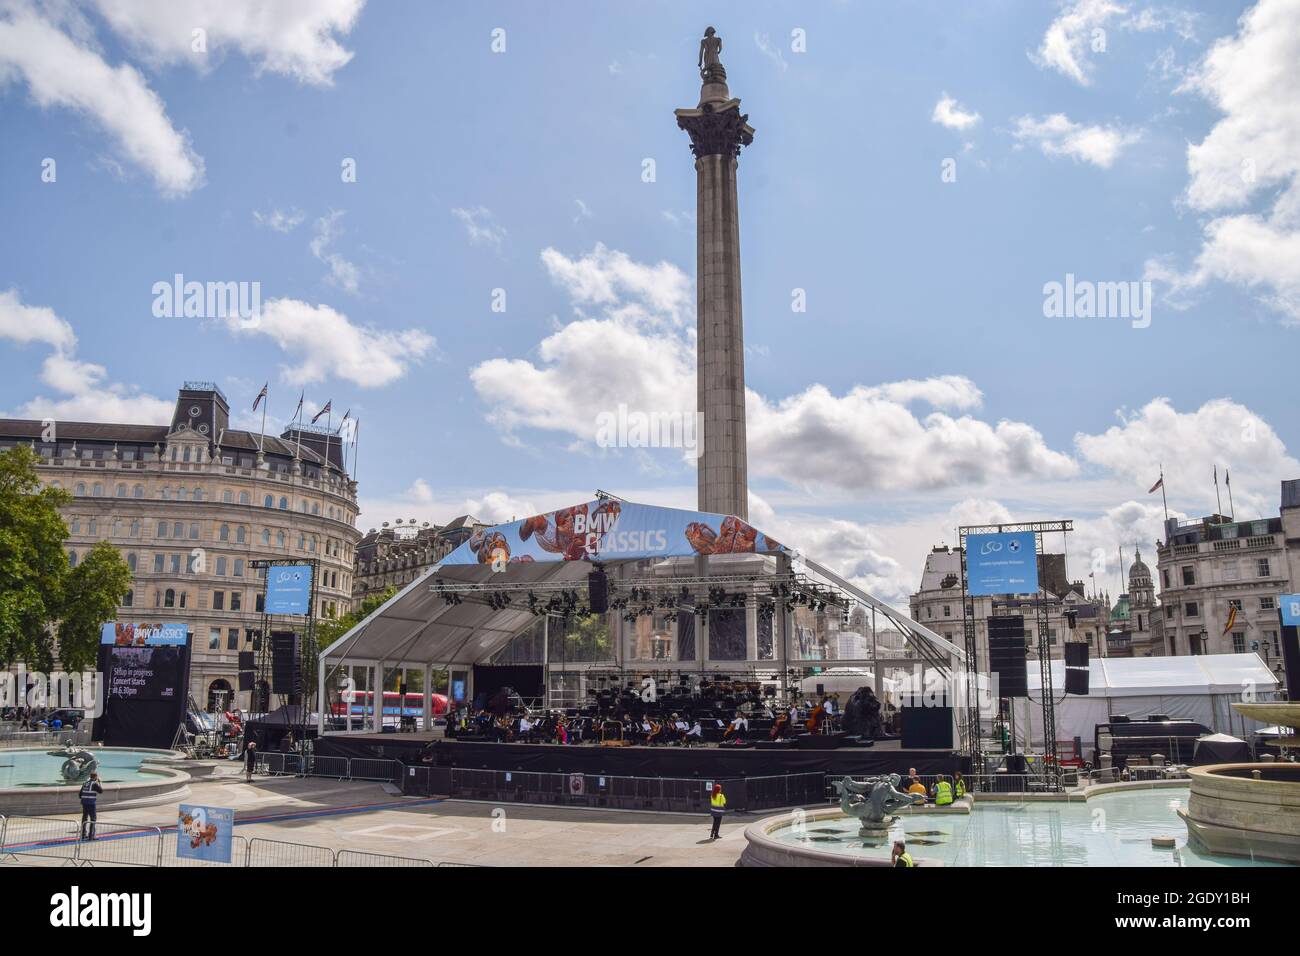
xmin=243 ymin=740 xmax=257 ymax=783
xmin=891 ymin=840 xmax=915 ymax=867
xmin=79 ymin=772 xmax=103 ymax=841
xmin=708 ymin=783 xmax=727 ymax=840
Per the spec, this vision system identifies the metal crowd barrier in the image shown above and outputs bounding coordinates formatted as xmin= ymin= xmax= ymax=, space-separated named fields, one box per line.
xmin=337 ymin=849 xmax=434 ymax=867
xmin=171 ymin=835 xmax=250 ymax=867
xmin=0 ymin=815 xmax=164 ymax=867
xmin=349 ymin=758 xmax=400 ymax=782
xmin=251 ymin=753 xmax=400 ymax=782
xmin=247 ymin=836 xmax=337 ymax=868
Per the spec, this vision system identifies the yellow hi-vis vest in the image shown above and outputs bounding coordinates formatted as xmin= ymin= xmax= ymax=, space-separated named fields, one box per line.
xmin=896 ymin=851 xmax=915 ymax=867
xmin=955 ymin=778 xmax=967 ymax=797
xmin=710 ymin=793 xmax=726 ymax=811
xmin=934 ymin=780 xmax=954 ymax=806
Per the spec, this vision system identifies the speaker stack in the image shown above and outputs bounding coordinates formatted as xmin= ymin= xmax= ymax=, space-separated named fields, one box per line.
xmin=587 ymin=568 xmax=608 ymax=614
xmin=270 ymin=631 xmax=301 ymax=696
xmin=1064 ymin=641 xmax=1090 ymax=695
xmin=987 ymin=615 xmax=1028 ymax=698
xmin=237 ymin=650 xmax=256 ymax=692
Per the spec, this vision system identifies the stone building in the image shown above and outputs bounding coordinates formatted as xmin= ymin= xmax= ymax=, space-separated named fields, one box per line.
xmin=0 ymin=381 xmax=361 ymax=711
xmin=352 ymin=515 xmax=483 ymax=601
xmin=909 ymin=545 xmax=1111 ymax=663
xmin=1153 ymin=498 xmax=1289 ymax=679
xmin=1104 ymin=549 xmax=1158 ymax=658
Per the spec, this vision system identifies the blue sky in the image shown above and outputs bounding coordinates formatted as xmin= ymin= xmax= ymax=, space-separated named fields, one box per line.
xmin=2 ymin=0 xmax=1298 ymax=605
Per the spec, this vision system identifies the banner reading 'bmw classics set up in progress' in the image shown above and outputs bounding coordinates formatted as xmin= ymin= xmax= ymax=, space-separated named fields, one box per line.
xmin=965 ymin=531 xmax=1040 ymax=596
xmin=439 ymin=500 xmax=789 ymax=566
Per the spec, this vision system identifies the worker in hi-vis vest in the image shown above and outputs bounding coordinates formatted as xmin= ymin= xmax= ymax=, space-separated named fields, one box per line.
xmin=954 ymin=771 xmax=967 ymax=798
xmin=892 ymin=840 xmax=915 ymax=867
xmin=932 ymin=777 xmax=954 ymax=806
xmin=708 ymin=783 xmax=726 ymax=840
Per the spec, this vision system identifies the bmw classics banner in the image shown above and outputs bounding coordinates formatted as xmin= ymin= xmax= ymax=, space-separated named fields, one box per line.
xmin=965 ymin=531 xmax=1040 ymax=595
xmin=439 ymin=500 xmax=788 ymax=565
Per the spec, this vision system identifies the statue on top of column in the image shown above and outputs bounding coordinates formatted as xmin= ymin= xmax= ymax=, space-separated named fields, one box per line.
xmin=698 ymin=26 xmax=726 ymax=82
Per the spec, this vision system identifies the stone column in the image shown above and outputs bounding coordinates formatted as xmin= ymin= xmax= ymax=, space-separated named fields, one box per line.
xmin=676 ymin=40 xmax=754 ymax=520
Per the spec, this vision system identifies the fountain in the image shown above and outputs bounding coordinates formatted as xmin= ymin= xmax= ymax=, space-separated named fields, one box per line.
xmin=1178 ymin=701 xmax=1300 ymax=864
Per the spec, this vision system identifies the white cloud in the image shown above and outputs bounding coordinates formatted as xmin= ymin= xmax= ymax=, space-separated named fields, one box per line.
xmin=931 ymin=93 xmax=981 ymax=131
xmin=227 ymin=298 xmax=434 ymax=388
xmin=1032 ymin=0 xmax=1128 ymax=86
xmin=451 ymin=207 xmax=507 ymax=251
xmin=0 ymin=289 xmax=172 ymax=422
xmin=254 ymin=207 xmax=306 ymax=233
xmin=1146 ymin=0 xmax=1300 ymax=320
xmin=573 ymin=198 xmax=592 ymax=223
xmin=0 ymin=1 xmax=204 ymax=196
xmin=1012 ymin=113 xmax=1141 ymax=168
xmin=540 ymin=242 xmax=692 ymax=328
xmin=753 ymin=32 xmax=788 ymax=72
xmin=89 ymin=0 xmax=364 ymax=86
xmin=310 ymin=211 xmax=360 ymax=293
xmin=1074 ymin=396 xmax=1300 ymax=519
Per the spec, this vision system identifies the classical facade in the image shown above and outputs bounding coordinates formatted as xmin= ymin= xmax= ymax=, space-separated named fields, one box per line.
xmin=1104 ymin=549 xmax=1157 ymax=658
xmin=352 ymin=515 xmax=483 ymax=601
xmin=0 ymin=381 xmax=362 ymax=711
xmin=1154 ymin=505 xmax=1288 ymax=677
xmin=909 ymin=545 xmax=1111 ymax=663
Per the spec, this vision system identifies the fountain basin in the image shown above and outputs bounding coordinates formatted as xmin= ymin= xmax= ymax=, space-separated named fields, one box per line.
xmin=0 ymin=747 xmax=191 ymax=816
xmin=1180 ymin=762 xmax=1300 ymax=864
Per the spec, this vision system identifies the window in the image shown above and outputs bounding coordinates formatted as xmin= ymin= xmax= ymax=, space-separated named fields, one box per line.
xmin=239 ymin=491 xmax=250 ymax=505
xmin=264 ymin=495 xmax=274 ymax=508
xmin=169 ymin=554 xmax=181 ymax=574
xmin=122 ymin=590 xmax=133 ymax=607
xmin=183 ymin=446 xmax=191 ymax=463
xmin=130 ymin=519 xmax=140 ymax=537
xmin=68 ymin=550 xmax=78 ymax=567
xmin=1261 ymin=596 xmax=1277 ymax=610
xmin=153 ymin=554 xmax=164 ymax=573
xmin=1162 ymin=570 xmax=1170 ymax=589
xmin=188 ymin=522 xmax=199 ymax=540
xmin=127 ymin=553 xmax=137 ymax=571
xmin=88 ymin=518 xmax=96 ymax=535
xmin=71 ymin=517 xmax=81 ymax=534
xmin=233 ymin=559 xmax=244 ymax=577
xmin=236 ymin=526 xmax=246 ymax=544
xmin=92 ymin=482 xmax=103 ymax=497
xmin=262 ymin=529 xmax=271 ymax=545
xmin=1165 ymin=605 xmax=1175 ymax=619
xmin=75 ymin=482 xmax=86 ymax=496
xmin=216 ymin=556 xmax=227 ymax=576
xmin=156 ymin=521 xmax=167 ymax=538
xmin=1185 ymin=601 xmax=1199 ymax=617
xmin=1181 ymin=566 xmax=1195 ymax=586
xmin=1232 ymin=632 xmax=1246 ymax=653
xmin=212 ymin=591 xmax=225 ymax=610
xmin=133 ymin=485 xmax=143 ymax=498
xmin=223 ymin=490 xmax=233 ymax=503
xmin=116 ymin=483 xmax=127 ymax=497
xmin=1257 ymin=558 xmax=1271 ymax=577
xmin=943 ymin=605 xmax=951 ymax=617
xmin=179 ymin=591 xmax=188 ymax=609
xmin=278 ymin=496 xmax=288 ymax=510
xmin=209 ymin=628 xmax=221 ymax=651
xmin=172 ymin=522 xmax=183 ymax=538
xmin=220 ymin=524 xmax=230 ymax=541
xmin=256 ymin=593 xmax=265 ymax=613
xmin=277 ymin=531 xmax=286 ymax=548
xmin=193 ymin=487 xmax=203 ymax=501
xmin=164 ymin=588 xmax=175 ymax=608
xmin=227 ymin=628 xmax=240 ymax=651
xmin=1228 ymin=599 xmax=1243 ymax=612
xmin=230 ymin=591 xmax=242 ymax=611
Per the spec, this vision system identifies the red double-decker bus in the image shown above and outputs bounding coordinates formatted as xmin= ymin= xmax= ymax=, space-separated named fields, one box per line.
xmin=332 ymin=690 xmax=449 ymax=720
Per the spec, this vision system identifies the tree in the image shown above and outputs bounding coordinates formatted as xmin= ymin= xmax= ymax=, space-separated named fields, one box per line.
xmin=0 ymin=446 xmax=130 ymax=671
xmin=315 ymin=586 xmax=396 ymax=650
xmin=58 ymin=541 xmax=132 ymax=671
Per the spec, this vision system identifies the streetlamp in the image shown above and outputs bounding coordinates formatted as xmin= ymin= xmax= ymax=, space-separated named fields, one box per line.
xmin=1195 ymin=628 xmax=1209 ymax=655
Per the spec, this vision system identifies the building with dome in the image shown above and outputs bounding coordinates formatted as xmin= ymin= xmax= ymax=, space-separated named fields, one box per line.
xmin=1106 ymin=548 xmax=1158 ymax=657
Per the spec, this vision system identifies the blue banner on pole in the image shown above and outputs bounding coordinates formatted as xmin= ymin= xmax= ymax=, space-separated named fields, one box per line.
xmin=966 ymin=531 xmax=1039 ymax=596
xmin=1281 ymin=594 xmax=1300 ymax=626
xmin=176 ymin=804 xmax=234 ymax=863
xmin=265 ymin=565 xmax=312 ymax=615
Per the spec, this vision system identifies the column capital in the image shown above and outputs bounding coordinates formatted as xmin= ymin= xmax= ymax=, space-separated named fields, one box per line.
xmin=675 ymin=101 xmax=754 ymax=160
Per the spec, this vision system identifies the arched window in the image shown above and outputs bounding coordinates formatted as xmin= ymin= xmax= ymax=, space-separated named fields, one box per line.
xmin=298 ymin=533 xmax=306 ymax=550
xmin=178 ymin=487 xmax=189 ymax=501
xmin=262 ymin=528 xmax=271 ymax=545
xmin=193 ymin=487 xmax=203 ymax=501
xmin=220 ymin=524 xmax=230 ymax=542
xmin=122 ymin=590 xmax=133 ymax=607
xmin=130 ymin=519 xmax=141 ymax=537
xmin=277 ymin=530 xmax=286 ymax=548
xmin=236 ymin=526 xmax=246 ymax=544
xmin=223 ymin=489 xmax=233 ymax=503
xmin=92 ymin=483 xmax=103 ymax=497
xmin=161 ymin=487 xmax=171 ymax=500
xmin=207 ymin=679 xmax=234 ymax=712
xmin=312 ymin=503 xmax=319 ymax=515
xmin=88 ymin=517 xmax=97 ymax=535
xmin=264 ymin=494 xmax=274 ymax=508
xmin=239 ymin=491 xmax=250 ymax=505
xmin=68 ymin=550 xmax=78 ymax=566
xmin=164 ymin=588 xmax=176 ymax=608
xmin=71 ymin=517 xmax=81 ymax=534
xmin=116 ymin=483 xmax=127 ymax=497
xmin=278 ymin=496 xmax=288 ymax=510
xmin=75 ymin=482 xmax=86 ymax=496
xmin=127 ymin=553 xmax=137 ymax=571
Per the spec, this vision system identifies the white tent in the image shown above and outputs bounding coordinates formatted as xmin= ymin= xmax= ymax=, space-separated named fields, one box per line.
xmin=1007 ymin=653 xmax=1278 ymax=757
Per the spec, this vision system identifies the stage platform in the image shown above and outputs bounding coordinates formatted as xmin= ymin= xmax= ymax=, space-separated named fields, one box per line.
xmin=315 ymin=732 xmax=966 ymax=778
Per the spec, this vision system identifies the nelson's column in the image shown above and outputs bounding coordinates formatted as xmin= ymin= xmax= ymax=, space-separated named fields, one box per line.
xmin=676 ymin=26 xmax=754 ymax=521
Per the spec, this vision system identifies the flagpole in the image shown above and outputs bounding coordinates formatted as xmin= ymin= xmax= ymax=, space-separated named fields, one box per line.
xmin=259 ymin=390 xmax=267 ymax=454
xmin=1226 ymin=470 xmax=1235 ymax=521
xmin=324 ymin=407 xmax=333 ymax=476
xmin=294 ymin=393 xmax=305 ymax=461
xmin=353 ymin=419 xmax=360 ymax=483
xmin=1214 ymin=466 xmax=1223 ymax=519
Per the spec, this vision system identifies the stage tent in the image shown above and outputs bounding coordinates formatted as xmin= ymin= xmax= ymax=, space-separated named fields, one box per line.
xmin=1007 ymin=653 xmax=1279 ymax=757
xmin=318 ymin=498 xmax=964 ymax=734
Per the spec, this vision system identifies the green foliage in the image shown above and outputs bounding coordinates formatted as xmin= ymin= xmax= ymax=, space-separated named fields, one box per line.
xmin=0 ymin=446 xmax=130 ymax=670
xmin=315 ymin=587 xmax=397 ymax=650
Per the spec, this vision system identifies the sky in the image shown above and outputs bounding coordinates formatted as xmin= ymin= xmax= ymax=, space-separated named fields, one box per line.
xmin=1 ymin=0 xmax=1299 ymax=609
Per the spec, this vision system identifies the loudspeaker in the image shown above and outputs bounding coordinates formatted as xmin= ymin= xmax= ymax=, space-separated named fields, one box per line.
xmin=1064 ymin=642 xmax=1089 ymax=667
xmin=587 ymin=568 xmax=608 ymax=614
xmin=987 ymin=615 xmax=1028 ymax=698
xmin=1065 ymin=668 xmax=1089 ymax=695
xmin=237 ymin=651 xmax=256 ymax=671
xmin=900 ymin=705 xmax=953 ymax=749
xmin=270 ymin=631 xmax=301 ymax=695
xmin=1280 ymin=620 xmax=1300 ymax=700
xmin=237 ymin=671 xmax=254 ymax=692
